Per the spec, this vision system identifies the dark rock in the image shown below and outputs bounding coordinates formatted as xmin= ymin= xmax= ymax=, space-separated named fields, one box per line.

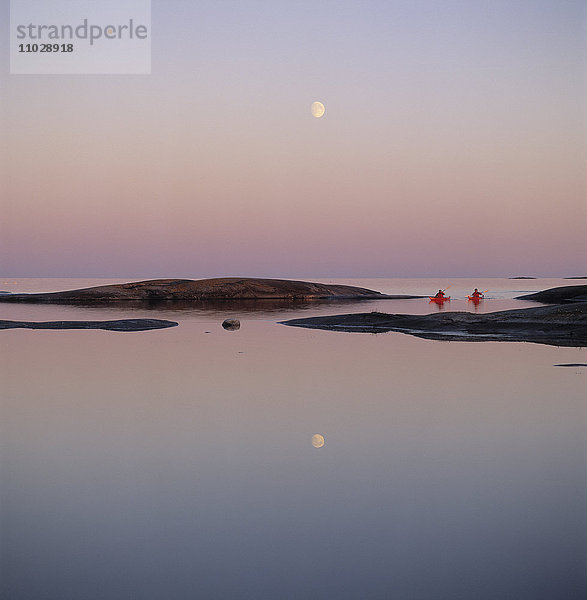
xmin=515 ymin=285 xmax=587 ymax=303
xmin=0 ymin=319 xmax=178 ymax=331
xmin=509 ymin=276 xmax=536 ymax=279
xmin=0 ymin=277 xmax=423 ymax=304
xmin=222 ymin=319 xmax=240 ymax=331
xmin=554 ymin=364 xmax=587 ymax=367
xmin=280 ymin=303 xmax=587 ymax=347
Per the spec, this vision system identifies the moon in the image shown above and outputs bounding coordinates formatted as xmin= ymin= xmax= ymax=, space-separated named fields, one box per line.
xmin=311 ymin=101 xmax=325 ymax=118
xmin=311 ymin=434 xmax=325 ymax=448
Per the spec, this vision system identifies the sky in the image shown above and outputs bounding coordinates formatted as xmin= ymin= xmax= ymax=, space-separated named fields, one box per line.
xmin=1 ymin=0 xmax=585 ymax=278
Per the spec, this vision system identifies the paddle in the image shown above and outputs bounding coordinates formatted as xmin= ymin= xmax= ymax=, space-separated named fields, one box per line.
xmin=429 ymin=285 xmax=451 ymax=300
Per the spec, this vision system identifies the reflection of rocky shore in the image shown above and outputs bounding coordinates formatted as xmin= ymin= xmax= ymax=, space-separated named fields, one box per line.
xmin=0 ymin=319 xmax=178 ymax=331
xmin=0 ymin=278 xmax=422 ymax=304
xmin=281 ymin=303 xmax=587 ymax=347
xmin=0 ymin=297 xmax=396 ymax=317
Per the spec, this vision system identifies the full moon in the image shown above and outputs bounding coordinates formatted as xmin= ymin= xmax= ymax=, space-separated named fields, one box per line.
xmin=311 ymin=434 xmax=325 ymax=448
xmin=311 ymin=101 xmax=325 ymax=118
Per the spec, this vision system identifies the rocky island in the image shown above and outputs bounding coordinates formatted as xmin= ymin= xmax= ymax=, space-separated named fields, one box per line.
xmin=515 ymin=285 xmax=587 ymax=303
xmin=281 ymin=302 xmax=587 ymax=346
xmin=0 ymin=278 xmax=421 ymax=304
xmin=0 ymin=319 xmax=178 ymax=331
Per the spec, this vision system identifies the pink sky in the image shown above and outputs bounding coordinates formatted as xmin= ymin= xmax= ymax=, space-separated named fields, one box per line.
xmin=1 ymin=0 xmax=585 ymax=277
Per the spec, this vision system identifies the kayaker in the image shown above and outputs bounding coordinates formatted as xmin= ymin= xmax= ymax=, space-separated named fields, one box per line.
xmin=434 ymin=290 xmax=445 ymax=298
xmin=471 ymin=288 xmax=483 ymax=298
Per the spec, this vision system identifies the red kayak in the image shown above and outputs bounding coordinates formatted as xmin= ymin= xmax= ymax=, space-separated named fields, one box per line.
xmin=467 ymin=295 xmax=484 ymax=300
xmin=429 ymin=296 xmax=450 ymax=302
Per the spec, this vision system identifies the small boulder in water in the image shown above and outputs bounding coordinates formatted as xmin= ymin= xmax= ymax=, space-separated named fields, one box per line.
xmin=222 ymin=319 xmax=240 ymax=331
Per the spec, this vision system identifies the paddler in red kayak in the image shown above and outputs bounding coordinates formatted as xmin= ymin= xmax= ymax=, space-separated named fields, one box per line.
xmin=470 ymin=288 xmax=483 ymax=298
xmin=434 ymin=290 xmax=445 ymax=298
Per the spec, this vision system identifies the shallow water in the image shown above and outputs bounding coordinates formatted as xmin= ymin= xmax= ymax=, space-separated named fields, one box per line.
xmin=1 ymin=278 xmax=585 ymax=599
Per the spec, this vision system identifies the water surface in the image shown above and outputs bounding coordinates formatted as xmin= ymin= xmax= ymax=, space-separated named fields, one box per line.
xmin=1 ymin=278 xmax=585 ymax=599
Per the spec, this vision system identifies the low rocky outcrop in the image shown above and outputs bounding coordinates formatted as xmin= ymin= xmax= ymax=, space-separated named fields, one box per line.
xmin=0 ymin=278 xmax=421 ymax=304
xmin=554 ymin=363 xmax=587 ymax=367
xmin=515 ymin=285 xmax=587 ymax=304
xmin=0 ymin=319 xmax=178 ymax=331
xmin=281 ymin=303 xmax=587 ymax=346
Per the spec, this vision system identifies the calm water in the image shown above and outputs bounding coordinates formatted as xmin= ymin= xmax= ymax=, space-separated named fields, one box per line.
xmin=1 ymin=278 xmax=585 ymax=599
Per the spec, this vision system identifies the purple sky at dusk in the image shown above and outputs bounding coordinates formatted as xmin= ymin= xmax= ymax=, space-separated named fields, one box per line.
xmin=1 ymin=0 xmax=585 ymax=277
